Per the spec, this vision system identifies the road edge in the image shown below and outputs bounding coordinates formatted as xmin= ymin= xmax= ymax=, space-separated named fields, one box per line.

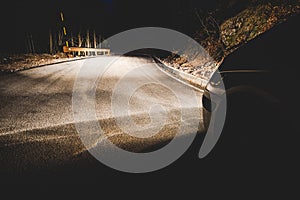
xmin=0 ymin=56 xmax=99 ymax=76
xmin=152 ymin=56 xmax=208 ymax=91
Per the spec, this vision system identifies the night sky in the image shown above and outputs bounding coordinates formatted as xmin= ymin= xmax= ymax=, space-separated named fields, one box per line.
xmin=1 ymin=0 xmax=224 ymax=54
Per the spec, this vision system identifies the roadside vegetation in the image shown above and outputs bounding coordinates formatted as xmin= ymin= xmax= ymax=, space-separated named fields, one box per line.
xmin=1 ymin=0 xmax=299 ymax=76
xmin=0 ymin=53 xmax=71 ymax=73
xmin=164 ymin=0 xmax=300 ymax=80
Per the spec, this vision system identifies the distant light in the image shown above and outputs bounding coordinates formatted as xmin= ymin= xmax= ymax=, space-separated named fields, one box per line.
xmin=60 ymin=12 xmax=64 ymax=22
xmin=63 ymin=27 xmax=67 ymax=35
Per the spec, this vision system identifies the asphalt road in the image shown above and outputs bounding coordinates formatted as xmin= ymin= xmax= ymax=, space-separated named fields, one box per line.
xmin=0 ymin=56 xmax=296 ymax=196
xmin=0 ymin=56 xmax=204 ymax=182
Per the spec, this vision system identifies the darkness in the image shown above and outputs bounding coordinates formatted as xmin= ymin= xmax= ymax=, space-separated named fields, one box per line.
xmin=0 ymin=0 xmax=224 ymax=54
xmin=0 ymin=1 xmax=299 ymax=194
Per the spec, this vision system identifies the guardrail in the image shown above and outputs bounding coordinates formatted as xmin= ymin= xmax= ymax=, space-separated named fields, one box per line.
xmin=152 ymin=56 xmax=208 ymax=90
xmin=63 ymin=46 xmax=110 ymax=57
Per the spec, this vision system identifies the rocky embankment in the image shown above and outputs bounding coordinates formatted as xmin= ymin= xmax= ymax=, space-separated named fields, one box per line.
xmin=164 ymin=1 xmax=300 ymax=80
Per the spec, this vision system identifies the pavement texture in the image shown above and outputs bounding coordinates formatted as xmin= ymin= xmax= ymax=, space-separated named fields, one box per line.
xmin=0 ymin=56 xmax=205 ymax=183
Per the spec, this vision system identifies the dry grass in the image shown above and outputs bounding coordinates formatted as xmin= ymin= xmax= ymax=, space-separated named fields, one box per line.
xmin=221 ymin=2 xmax=300 ymax=55
xmin=164 ymin=1 xmax=300 ymax=80
xmin=0 ymin=53 xmax=69 ymax=73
